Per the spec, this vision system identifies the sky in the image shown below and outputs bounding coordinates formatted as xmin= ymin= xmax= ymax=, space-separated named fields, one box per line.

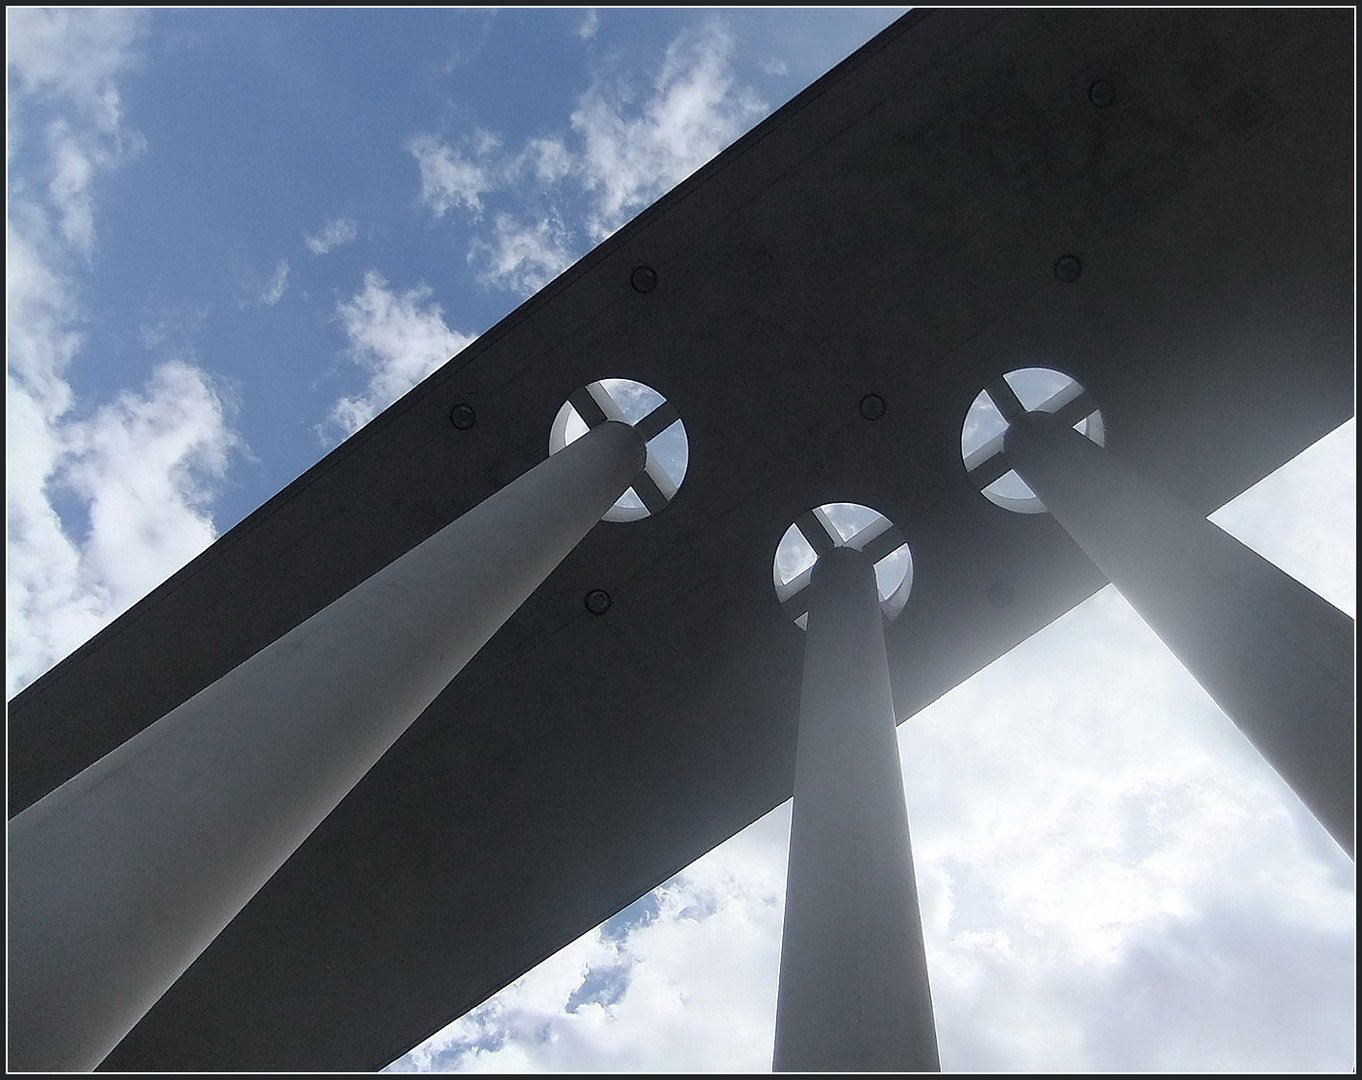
xmin=6 ymin=8 xmax=1355 ymax=1074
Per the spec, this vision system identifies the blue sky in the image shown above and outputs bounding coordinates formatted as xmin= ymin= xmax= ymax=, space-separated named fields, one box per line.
xmin=7 ymin=8 xmax=1355 ymax=1073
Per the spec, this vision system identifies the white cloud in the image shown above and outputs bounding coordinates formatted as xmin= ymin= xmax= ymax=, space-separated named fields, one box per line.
xmin=6 ymin=369 xmax=100 ymax=694
xmin=306 ymin=216 xmax=359 ymax=255
xmin=1209 ymin=418 xmax=1355 ymax=617
xmin=409 ymin=132 xmax=496 ymax=219
xmin=5 ymin=218 xmax=80 ymax=414
xmin=570 ymin=19 xmax=767 ymax=239
xmin=260 ymin=259 xmax=290 ymax=306
xmin=325 ymin=271 xmax=476 ymax=439
xmin=518 ymin=137 xmax=572 ymax=186
xmin=7 ymin=312 xmax=240 ymax=696
xmin=6 ymin=7 xmax=141 ymax=130
xmin=902 ymin=582 xmax=1354 ymax=1072
xmin=468 ymin=212 xmax=575 ymax=294
xmin=576 ymin=9 xmax=599 ymax=42
xmin=7 ymin=9 xmax=240 ymax=697
xmin=9 ymin=9 xmax=146 ymax=256
xmin=45 ymin=118 xmax=106 ymax=253
xmin=7 ymin=210 xmax=239 ymax=697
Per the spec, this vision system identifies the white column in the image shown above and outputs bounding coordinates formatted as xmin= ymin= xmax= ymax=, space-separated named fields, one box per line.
xmin=1006 ymin=412 xmax=1354 ymax=857
xmin=7 ymin=420 xmax=646 ymax=1072
xmin=773 ymin=547 xmax=940 ymax=1072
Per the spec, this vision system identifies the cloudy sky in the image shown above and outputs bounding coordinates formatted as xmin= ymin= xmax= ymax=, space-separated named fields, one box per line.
xmin=7 ymin=8 xmax=1354 ymax=1074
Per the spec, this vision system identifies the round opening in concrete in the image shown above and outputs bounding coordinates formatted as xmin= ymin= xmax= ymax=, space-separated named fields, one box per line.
xmin=773 ymin=502 xmax=913 ymax=629
xmin=961 ymin=367 xmax=1104 ymax=514
xmin=549 ymin=378 xmax=687 ymax=522
xmin=630 ymin=265 xmax=658 ymax=294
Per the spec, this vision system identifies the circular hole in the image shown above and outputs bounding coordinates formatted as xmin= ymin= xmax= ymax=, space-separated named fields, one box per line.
xmin=630 ymin=265 xmax=658 ymax=294
xmin=961 ymin=367 xmax=1105 ymax=515
xmin=773 ymin=502 xmax=914 ymax=628
xmin=1054 ymin=254 xmax=1083 ymax=283
xmin=584 ymin=588 xmax=612 ymax=615
xmin=859 ymin=393 xmax=886 ymax=421
xmin=548 ymin=378 xmax=687 ymax=523
xmin=1088 ymin=79 xmax=1115 ymax=108
xmin=448 ymin=403 xmax=476 ymax=430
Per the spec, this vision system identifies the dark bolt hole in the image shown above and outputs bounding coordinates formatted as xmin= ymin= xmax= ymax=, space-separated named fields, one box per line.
xmin=630 ymin=266 xmax=658 ymax=294
xmin=1088 ymin=79 xmax=1115 ymax=108
xmin=859 ymin=393 xmax=887 ymax=421
xmin=1054 ymin=255 xmax=1083 ymax=283
xmin=584 ymin=588 xmax=613 ymax=615
xmin=449 ymin=403 xmax=477 ymax=430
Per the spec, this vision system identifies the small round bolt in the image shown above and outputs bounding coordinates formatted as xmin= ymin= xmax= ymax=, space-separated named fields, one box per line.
xmin=1088 ymin=79 xmax=1115 ymax=108
xmin=859 ymin=393 xmax=886 ymax=421
xmin=630 ymin=265 xmax=658 ymax=294
xmin=986 ymin=581 xmax=1015 ymax=609
xmin=584 ymin=588 xmax=612 ymax=615
xmin=449 ymin=403 xmax=477 ymax=430
xmin=1054 ymin=254 xmax=1083 ymax=283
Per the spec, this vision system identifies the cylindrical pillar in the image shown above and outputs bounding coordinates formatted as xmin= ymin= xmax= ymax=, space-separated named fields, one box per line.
xmin=1006 ymin=412 xmax=1354 ymax=857
xmin=8 ymin=420 xmax=647 ymax=1072
xmin=773 ymin=547 xmax=940 ymax=1072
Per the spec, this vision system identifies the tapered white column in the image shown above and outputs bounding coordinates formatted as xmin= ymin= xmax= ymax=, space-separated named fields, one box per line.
xmin=8 ymin=420 xmax=646 ymax=1072
xmin=773 ymin=547 xmax=939 ymax=1072
xmin=1006 ymin=412 xmax=1354 ymax=857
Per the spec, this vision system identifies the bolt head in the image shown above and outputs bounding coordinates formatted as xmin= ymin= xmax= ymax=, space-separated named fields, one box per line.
xmin=630 ymin=265 xmax=658 ymax=294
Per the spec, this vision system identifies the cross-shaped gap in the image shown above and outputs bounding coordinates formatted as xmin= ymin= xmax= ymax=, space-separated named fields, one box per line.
xmin=552 ymin=379 xmax=689 ymax=521
xmin=961 ymin=368 xmax=1105 ymax=511
xmin=774 ymin=503 xmax=914 ymax=625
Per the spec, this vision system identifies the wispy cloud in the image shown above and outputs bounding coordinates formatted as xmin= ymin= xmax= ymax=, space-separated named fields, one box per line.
xmin=468 ymin=211 xmax=576 ymax=294
xmin=518 ymin=136 xmax=572 ymax=185
xmin=408 ymin=17 xmax=769 ymax=296
xmin=6 ymin=9 xmax=240 ymax=696
xmin=570 ymin=19 xmax=767 ymax=240
xmin=306 ymin=216 xmax=359 ymax=255
xmin=9 ymin=9 xmax=147 ymax=257
xmin=323 ymin=270 xmax=476 ymax=440
xmin=408 ymin=132 xmax=497 ymax=220
xmin=576 ymin=9 xmax=599 ymax=42
xmin=260 ymin=258 xmax=290 ymax=305
xmin=6 ymin=7 xmax=143 ymax=131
